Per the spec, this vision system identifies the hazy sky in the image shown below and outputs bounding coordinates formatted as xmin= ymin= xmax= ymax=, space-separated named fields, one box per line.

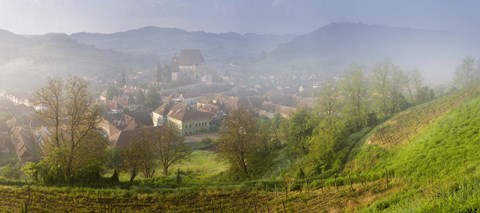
xmin=1 ymin=0 xmax=479 ymax=35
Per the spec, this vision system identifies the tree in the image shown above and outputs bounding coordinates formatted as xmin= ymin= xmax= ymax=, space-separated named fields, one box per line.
xmin=389 ymin=70 xmax=408 ymax=113
xmin=370 ymin=60 xmax=407 ymax=116
xmin=309 ymin=119 xmax=347 ymax=174
xmin=270 ymin=113 xmax=286 ymax=145
xmin=454 ymin=56 xmax=477 ymax=89
xmin=120 ymin=138 xmax=146 ymax=183
xmin=340 ymin=64 xmax=369 ymax=131
xmin=135 ymin=90 xmax=146 ymax=105
xmin=285 ymin=108 xmax=316 ymax=156
xmin=406 ymin=70 xmax=423 ymax=104
xmin=217 ymin=109 xmax=267 ymax=179
xmin=144 ymin=88 xmax=161 ymax=110
xmin=155 ymin=124 xmax=190 ymax=176
xmin=119 ymin=71 xmax=127 ymax=87
xmin=33 ymin=77 xmax=107 ymax=183
xmin=371 ymin=60 xmax=393 ymax=117
xmin=106 ymin=147 xmax=121 ymax=183
xmin=120 ymin=125 xmax=189 ymax=179
xmin=106 ymin=86 xmax=119 ymax=100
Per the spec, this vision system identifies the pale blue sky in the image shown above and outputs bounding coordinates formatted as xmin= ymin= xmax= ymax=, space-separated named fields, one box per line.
xmin=0 ymin=0 xmax=479 ymax=35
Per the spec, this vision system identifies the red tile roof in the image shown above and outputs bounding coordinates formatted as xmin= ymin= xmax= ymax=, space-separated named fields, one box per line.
xmin=168 ymin=102 xmax=214 ymax=122
xmin=109 ymin=126 xmax=165 ymax=148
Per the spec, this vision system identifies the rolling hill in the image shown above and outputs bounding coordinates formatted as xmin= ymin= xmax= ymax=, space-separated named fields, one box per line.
xmin=0 ymin=30 xmax=147 ymax=91
xmin=264 ymin=22 xmax=480 ymax=83
xmin=2 ymin=22 xmax=480 ymax=90
xmin=71 ymin=26 xmax=293 ymax=66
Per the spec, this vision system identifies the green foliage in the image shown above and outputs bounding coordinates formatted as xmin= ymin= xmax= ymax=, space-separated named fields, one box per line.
xmin=353 ymin=91 xmax=480 ymax=211
xmin=340 ymin=64 xmax=369 ymax=131
xmin=217 ymin=109 xmax=272 ymax=180
xmin=105 ymin=86 xmax=119 ymax=100
xmin=1 ymin=163 xmax=22 ymax=179
xmin=284 ymin=108 xmax=316 ymax=156
xmin=144 ymin=88 xmax=161 ymax=110
xmin=22 ymin=162 xmax=40 ymax=182
xmin=370 ymin=60 xmax=410 ymax=117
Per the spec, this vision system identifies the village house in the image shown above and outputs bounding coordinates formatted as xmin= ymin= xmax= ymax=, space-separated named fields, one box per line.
xmin=109 ymin=126 xmax=164 ymax=148
xmin=152 ymin=102 xmax=214 ymax=136
xmin=212 ymin=95 xmax=265 ymax=113
xmin=151 ymin=101 xmax=175 ymax=126
xmin=100 ymin=111 xmax=153 ymax=139
xmin=10 ymin=126 xmax=41 ymax=162
xmin=258 ymin=101 xmax=296 ymax=118
xmin=101 ymin=86 xmax=146 ymax=113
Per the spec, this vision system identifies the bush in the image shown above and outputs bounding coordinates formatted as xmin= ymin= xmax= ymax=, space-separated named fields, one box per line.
xmin=1 ymin=163 xmax=22 ymax=179
xmin=22 ymin=162 xmax=39 ymax=182
xmin=76 ymin=163 xmax=103 ymax=184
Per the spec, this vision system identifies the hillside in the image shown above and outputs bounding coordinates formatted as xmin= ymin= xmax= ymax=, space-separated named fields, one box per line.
xmin=71 ymin=23 xmax=480 ymax=82
xmin=0 ymin=30 xmax=147 ymax=90
xmin=71 ymin=26 xmax=293 ymax=66
xmin=264 ymin=22 xmax=480 ymax=82
xmin=344 ymin=88 xmax=480 ymax=211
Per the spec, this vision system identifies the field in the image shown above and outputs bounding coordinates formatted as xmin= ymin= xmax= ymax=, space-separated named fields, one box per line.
xmin=0 ymin=179 xmax=402 ymax=212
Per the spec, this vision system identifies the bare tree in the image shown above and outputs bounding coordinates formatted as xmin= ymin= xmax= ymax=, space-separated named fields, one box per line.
xmin=217 ymin=109 xmax=261 ymax=178
xmin=34 ymin=76 xmax=106 ymax=183
xmin=121 ymin=138 xmax=144 ymax=183
xmin=454 ymin=56 xmax=477 ymax=89
xmin=371 ymin=61 xmax=392 ymax=117
xmin=155 ymin=124 xmax=190 ymax=176
xmin=217 ymin=108 xmax=269 ymax=179
xmin=406 ymin=70 xmax=423 ymax=104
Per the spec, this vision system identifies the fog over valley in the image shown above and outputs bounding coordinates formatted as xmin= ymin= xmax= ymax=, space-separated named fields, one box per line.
xmin=1 ymin=22 xmax=479 ymax=90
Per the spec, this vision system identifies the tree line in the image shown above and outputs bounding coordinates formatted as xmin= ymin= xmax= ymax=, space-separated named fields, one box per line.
xmin=216 ymin=60 xmax=441 ymax=180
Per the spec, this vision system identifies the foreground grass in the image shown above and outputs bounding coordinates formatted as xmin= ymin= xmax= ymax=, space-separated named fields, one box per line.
xmin=107 ymin=142 xmax=228 ymax=186
xmin=171 ymin=150 xmax=228 ymax=180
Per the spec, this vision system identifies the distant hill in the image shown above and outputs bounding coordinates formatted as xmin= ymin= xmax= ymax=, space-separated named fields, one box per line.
xmin=71 ymin=26 xmax=293 ymax=66
xmin=0 ymin=30 xmax=147 ymax=90
xmin=266 ymin=22 xmax=480 ymax=83
xmin=2 ymin=23 xmax=480 ymax=90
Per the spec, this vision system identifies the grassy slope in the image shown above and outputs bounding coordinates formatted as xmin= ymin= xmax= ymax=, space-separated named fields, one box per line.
xmin=346 ymin=91 xmax=480 ymax=211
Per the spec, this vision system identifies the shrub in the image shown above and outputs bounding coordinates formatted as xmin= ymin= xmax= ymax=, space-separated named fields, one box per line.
xmin=1 ymin=163 xmax=22 ymax=179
